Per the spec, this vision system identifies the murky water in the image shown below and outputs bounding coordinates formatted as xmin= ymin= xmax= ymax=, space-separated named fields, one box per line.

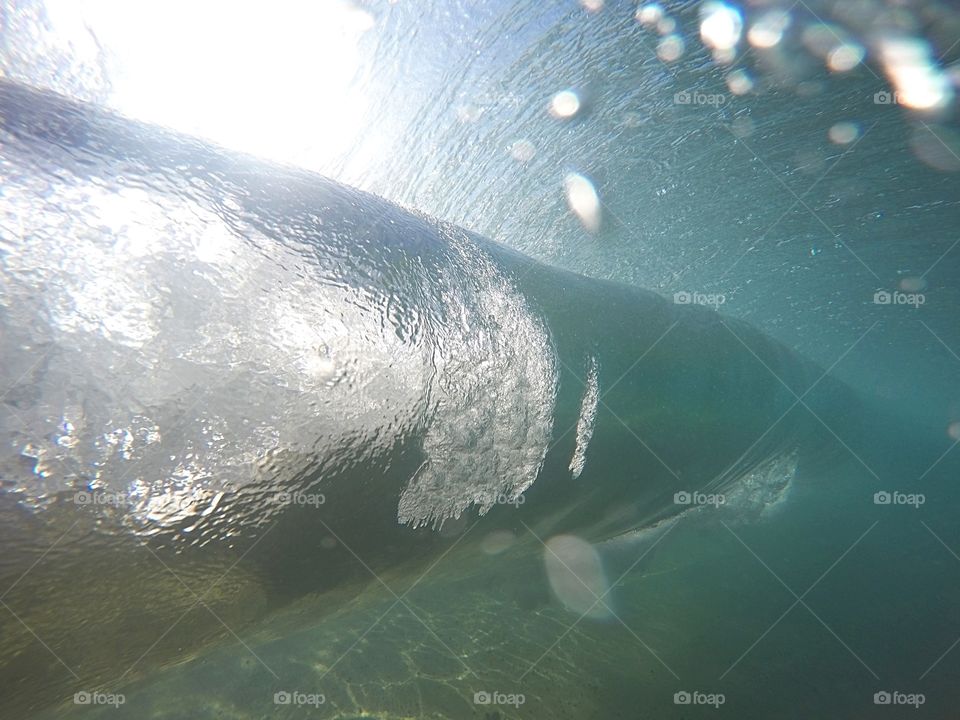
xmin=1 ymin=0 xmax=959 ymax=718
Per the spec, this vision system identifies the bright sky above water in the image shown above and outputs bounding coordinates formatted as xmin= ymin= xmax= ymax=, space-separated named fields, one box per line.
xmin=44 ymin=0 xmax=376 ymax=166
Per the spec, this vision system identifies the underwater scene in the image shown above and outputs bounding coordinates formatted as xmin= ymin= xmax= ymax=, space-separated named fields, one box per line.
xmin=1 ymin=0 xmax=959 ymax=717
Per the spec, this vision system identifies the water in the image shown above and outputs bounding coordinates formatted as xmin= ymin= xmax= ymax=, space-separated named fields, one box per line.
xmin=1 ymin=0 xmax=959 ymax=717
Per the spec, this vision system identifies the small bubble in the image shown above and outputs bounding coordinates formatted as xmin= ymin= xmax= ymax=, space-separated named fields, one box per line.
xmin=481 ymin=530 xmax=515 ymax=555
xmin=878 ymin=36 xmax=953 ymax=111
xmin=564 ymin=173 xmax=602 ymax=233
xmin=700 ymin=2 xmax=742 ymax=52
xmin=549 ymin=90 xmax=581 ymax=119
xmin=899 ymin=276 xmax=926 ymax=292
xmin=636 ymin=3 xmax=663 ymax=27
xmin=712 ymin=47 xmax=737 ymax=64
xmin=748 ymin=10 xmax=790 ymax=48
xmin=828 ymin=121 xmax=860 ymax=145
xmin=509 ymin=139 xmax=536 ymax=163
xmin=828 ymin=43 xmax=864 ymax=72
xmin=949 ymin=422 xmax=960 ymax=441
xmin=657 ymin=34 xmax=685 ymax=62
xmin=726 ymin=69 xmax=753 ymax=95
xmin=657 ymin=16 xmax=676 ymax=35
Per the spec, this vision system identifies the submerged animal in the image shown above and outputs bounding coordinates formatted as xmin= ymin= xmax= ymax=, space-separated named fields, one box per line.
xmin=0 ymin=79 xmax=862 ymax=716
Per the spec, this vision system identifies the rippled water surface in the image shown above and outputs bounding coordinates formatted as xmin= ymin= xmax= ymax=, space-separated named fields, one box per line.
xmin=1 ymin=0 xmax=959 ymax=718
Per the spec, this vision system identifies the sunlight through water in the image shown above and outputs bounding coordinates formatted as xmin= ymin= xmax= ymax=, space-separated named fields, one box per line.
xmin=43 ymin=0 xmax=376 ymax=165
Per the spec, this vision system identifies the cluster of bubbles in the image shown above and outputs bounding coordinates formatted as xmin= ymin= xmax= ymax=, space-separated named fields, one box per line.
xmin=492 ymin=0 xmax=959 ymax=235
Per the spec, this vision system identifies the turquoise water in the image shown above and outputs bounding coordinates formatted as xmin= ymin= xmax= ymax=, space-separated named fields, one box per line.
xmin=1 ymin=0 xmax=960 ymax=718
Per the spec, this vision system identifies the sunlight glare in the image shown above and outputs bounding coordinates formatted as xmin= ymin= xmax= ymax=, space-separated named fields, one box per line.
xmin=44 ymin=0 xmax=375 ymax=167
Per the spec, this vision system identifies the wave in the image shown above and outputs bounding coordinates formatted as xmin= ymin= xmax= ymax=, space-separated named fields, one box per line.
xmin=0 ymin=79 xmax=859 ymax=715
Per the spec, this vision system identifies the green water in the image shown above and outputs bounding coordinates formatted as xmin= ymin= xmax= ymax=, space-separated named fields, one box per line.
xmin=46 ymin=437 xmax=959 ymax=718
xmin=2 ymin=0 xmax=960 ymax=717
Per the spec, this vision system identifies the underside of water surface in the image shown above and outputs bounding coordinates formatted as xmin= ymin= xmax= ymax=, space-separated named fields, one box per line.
xmin=2 ymin=0 xmax=960 ymax=718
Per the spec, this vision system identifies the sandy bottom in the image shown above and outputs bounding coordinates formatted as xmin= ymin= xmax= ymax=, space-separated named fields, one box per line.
xmin=41 ymin=459 xmax=960 ymax=719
